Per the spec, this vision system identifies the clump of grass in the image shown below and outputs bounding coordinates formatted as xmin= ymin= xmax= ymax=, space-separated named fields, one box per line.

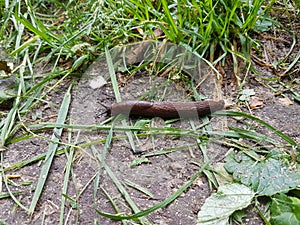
xmin=0 ymin=0 xmax=99 ymax=72
xmin=99 ymin=0 xmax=275 ymax=67
xmin=1 ymin=0 xmax=275 ymax=76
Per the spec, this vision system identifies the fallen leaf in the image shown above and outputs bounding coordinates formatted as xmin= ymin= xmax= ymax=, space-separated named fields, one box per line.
xmin=89 ymin=75 xmax=107 ymax=89
xmin=278 ymin=97 xmax=293 ymax=106
xmin=125 ymin=41 xmax=150 ymax=64
xmin=250 ymin=96 xmax=264 ymax=109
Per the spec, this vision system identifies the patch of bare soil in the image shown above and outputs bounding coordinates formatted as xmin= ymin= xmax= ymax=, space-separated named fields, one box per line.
xmin=67 ymin=53 xmax=225 ymax=225
xmin=0 ymin=13 xmax=299 ymax=225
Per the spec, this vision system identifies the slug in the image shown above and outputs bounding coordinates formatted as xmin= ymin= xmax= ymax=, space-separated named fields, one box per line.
xmin=110 ymin=100 xmax=225 ymax=119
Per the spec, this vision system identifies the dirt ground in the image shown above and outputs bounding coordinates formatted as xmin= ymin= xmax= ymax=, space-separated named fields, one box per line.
xmin=0 ymin=14 xmax=299 ymax=225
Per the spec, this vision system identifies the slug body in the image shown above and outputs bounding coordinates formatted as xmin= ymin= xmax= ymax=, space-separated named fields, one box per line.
xmin=111 ymin=100 xmax=224 ymax=119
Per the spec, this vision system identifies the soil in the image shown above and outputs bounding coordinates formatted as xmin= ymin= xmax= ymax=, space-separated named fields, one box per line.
xmin=0 ymin=11 xmax=299 ymax=225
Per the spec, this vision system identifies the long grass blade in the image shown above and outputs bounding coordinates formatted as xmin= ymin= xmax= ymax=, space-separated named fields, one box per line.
xmin=103 ymin=163 xmax=150 ymax=224
xmin=28 ymin=83 xmax=73 ymax=214
xmin=213 ymin=110 xmax=298 ymax=147
xmin=92 ymin=123 xmax=115 ymax=199
xmin=161 ymin=0 xmax=178 ymax=41
xmin=96 ymin=161 xmax=210 ymax=220
xmin=0 ymin=55 xmax=27 ymax=144
xmin=105 ymin=47 xmax=138 ymax=153
xmin=59 ymin=128 xmax=79 ymax=225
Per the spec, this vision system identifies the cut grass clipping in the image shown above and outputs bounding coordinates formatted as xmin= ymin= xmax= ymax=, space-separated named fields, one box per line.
xmin=28 ymin=83 xmax=73 ymax=214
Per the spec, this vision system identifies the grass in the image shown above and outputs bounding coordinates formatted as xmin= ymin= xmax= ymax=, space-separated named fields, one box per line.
xmin=28 ymin=82 xmax=73 ymax=214
xmin=0 ymin=0 xmax=299 ymax=224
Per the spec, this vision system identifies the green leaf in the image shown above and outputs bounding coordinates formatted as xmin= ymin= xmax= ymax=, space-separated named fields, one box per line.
xmin=232 ymin=210 xmax=248 ymax=224
xmin=197 ymin=183 xmax=255 ymax=225
xmin=270 ymin=193 xmax=300 ymax=225
xmin=130 ymin=157 xmax=149 ymax=167
xmin=225 ymin=150 xmax=300 ymax=196
xmin=238 ymin=88 xmax=255 ymax=101
xmin=255 ymin=16 xmax=273 ymax=32
xmin=71 ymin=54 xmax=88 ymax=71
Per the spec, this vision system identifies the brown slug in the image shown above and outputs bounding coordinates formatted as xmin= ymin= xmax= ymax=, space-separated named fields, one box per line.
xmin=110 ymin=100 xmax=225 ymax=119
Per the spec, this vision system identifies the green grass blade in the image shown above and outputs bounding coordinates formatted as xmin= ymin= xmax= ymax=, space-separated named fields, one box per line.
xmin=105 ymin=46 xmax=138 ymax=153
xmin=229 ymin=126 xmax=277 ymax=144
xmin=96 ymin=161 xmax=210 ymax=220
xmin=213 ymin=110 xmax=298 ymax=147
xmin=0 ymin=190 xmax=24 ymax=200
xmin=0 ymin=153 xmax=29 ymax=211
xmin=105 ymin=46 xmax=121 ymax=102
xmin=0 ymin=63 xmax=25 ymax=144
xmin=28 ymin=83 xmax=73 ymax=214
xmin=0 ymin=51 xmax=31 ymax=143
xmin=10 ymin=35 xmax=40 ymax=57
xmin=92 ymin=124 xmax=115 ymax=200
xmin=13 ymin=14 xmax=56 ymax=47
xmin=161 ymin=0 xmax=178 ymax=41
xmin=282 ymin=49 xmax=300 ymax=76
xmin=124 ymin=179 xmax=154 ymax=198
xmin=103 ymin=163 xmax=150 ymax=224
xmin=59 ymin=128 xmax=79 ymax=225
xmin=101 ymin=188 xmax=128 ymax=225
